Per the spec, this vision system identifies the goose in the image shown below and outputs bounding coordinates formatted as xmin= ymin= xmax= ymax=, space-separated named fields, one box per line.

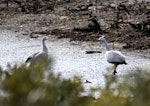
xmin=98 ymin=36 xmax=127 ymax=75
xmin=25 ymin=36 xmax=48 ymax=64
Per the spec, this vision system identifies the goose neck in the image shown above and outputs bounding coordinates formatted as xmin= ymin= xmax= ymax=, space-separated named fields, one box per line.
xmin=102 ymin=39 xmax=110 ymax=51
xmin=42 ymin=40 xmax=48 ymax=53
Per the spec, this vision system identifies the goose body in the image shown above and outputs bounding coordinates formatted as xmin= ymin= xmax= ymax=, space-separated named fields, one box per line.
xmin=25 ymin=36 xmax=48 ymax=63
xmin=98 ymin=36 xmax=127 ymax=75
xmin=105 ymin=50 xmax=126 ymax=64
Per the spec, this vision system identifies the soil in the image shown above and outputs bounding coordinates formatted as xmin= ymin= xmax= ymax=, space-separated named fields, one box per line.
xmin=0 ymin=0 xmax=150 ymax=50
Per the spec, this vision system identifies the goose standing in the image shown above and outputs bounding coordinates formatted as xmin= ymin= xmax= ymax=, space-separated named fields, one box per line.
xmin=25 ymin=36 xmax=48 ymax=63
xmin=98 ymin=36 xmax=127 ymax=75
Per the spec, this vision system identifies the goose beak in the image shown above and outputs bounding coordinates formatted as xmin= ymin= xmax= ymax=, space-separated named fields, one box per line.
xmin=45 ymin=36 xmax=49 ymax=40
xmin=98 ymin=36 xmax=105 ymax=41
xmin=98 ymin=37 xmax=102 ymax=41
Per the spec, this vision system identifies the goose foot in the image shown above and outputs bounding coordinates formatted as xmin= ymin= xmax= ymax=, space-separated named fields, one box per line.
xmin=85 ymin=80 xmax=92 ymax=83
xmin=113 ymin=71 xmax=117 ymax=75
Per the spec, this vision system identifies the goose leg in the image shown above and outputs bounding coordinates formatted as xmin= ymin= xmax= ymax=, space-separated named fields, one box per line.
xmin=113 ymin=64 xmax=118 ymax=75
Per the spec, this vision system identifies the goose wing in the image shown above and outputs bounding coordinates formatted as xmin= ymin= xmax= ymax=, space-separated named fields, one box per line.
xmin=32 ymin=51 xmax=48 ymax=61
xmin=25 ymin=52 xmax=39 ymax=63
xmin=25 ymin=52 xmax=48 ymax=63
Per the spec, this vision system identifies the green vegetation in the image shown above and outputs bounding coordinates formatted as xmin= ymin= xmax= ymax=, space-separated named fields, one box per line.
xmin=0 ymin=60 xmax=150 ymax=106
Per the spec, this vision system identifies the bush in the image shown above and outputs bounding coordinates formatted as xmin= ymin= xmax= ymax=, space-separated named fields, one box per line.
xmin=0 ymin=60 xmax=94 ymax=106
xmin=0 ymin=60 xmax=150 ymax=106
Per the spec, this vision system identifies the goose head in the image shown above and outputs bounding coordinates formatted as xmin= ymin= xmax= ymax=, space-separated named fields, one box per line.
xmin=42 ymin=36 xmax=48 ymax=41
xmin=98 ymin=36 xmax=106 ymax=43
